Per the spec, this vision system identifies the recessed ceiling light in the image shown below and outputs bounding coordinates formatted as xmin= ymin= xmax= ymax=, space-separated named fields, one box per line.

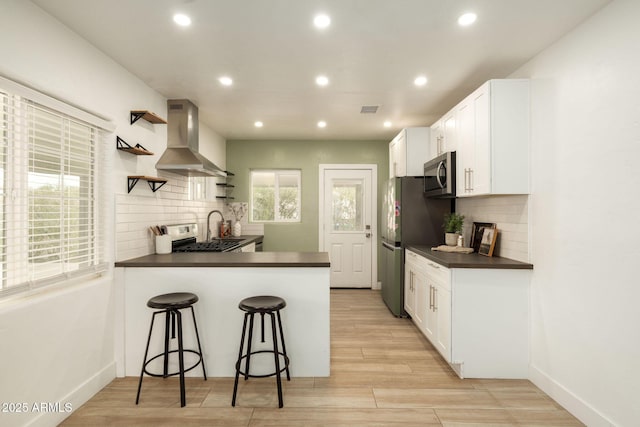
xmin=384 ymin=121 xmax=392 ymax=128
xmin=414 ymin=75 xmax=428 ymax=87
xmin=315 ymin=75 xmax=329 ymax=86
xmin=313 ymin=13 xmax=331 ymax=29
xmin=218 ymin=76 xmax=233 ymax=86
xmin=458 ymin=12 xmax=477 ymax=26
xmin=173 ymin=13 xmax=192 ymax=27
xmin=254 ymin=121 xmax=263 ymax=128
xmin=317 ymin=120 xmax=327 ymax=128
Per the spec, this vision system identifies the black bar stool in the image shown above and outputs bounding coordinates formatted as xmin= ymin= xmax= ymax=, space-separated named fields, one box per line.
xmin=232 ymin=295 xmax=290 ymax=408
xmin=136 ymin=292 xmax=207 ymax=407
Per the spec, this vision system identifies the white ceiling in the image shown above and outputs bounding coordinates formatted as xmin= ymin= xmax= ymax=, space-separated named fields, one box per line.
xmin=31 ymin=0 xmax=610 ymax=141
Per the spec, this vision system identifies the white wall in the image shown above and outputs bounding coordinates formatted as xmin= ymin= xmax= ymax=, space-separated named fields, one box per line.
xmin=510 ymin=1 xmax=640 ymax=425
xmin=0 ymin=1 xmax=225 ymax=426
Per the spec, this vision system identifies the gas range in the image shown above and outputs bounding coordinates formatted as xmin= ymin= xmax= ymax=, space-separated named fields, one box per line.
xmin=163 ymin=223 xmax=243 ymax=253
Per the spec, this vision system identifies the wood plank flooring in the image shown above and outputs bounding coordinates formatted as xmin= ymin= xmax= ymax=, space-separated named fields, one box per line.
xmin=60 ymin=289 xmax=583 ymax=426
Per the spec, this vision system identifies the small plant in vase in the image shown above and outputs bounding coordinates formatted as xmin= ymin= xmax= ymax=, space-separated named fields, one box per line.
xmin=443 ymin=212 xmax=465 ymax=246
xmin=229 ymin=202 xmax=248 ymax=237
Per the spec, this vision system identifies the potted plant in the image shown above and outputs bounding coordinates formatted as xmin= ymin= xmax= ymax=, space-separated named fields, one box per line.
xmin=443 ymin=212 xmax=465 ymax=246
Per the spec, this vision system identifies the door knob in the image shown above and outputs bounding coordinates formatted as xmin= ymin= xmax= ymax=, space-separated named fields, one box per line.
xmin=366 ymin=233 xmax=371 ymax=238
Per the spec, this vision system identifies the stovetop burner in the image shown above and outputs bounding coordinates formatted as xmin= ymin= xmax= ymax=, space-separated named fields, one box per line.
xmin=174 ymin=240 xmax=242 ymax=253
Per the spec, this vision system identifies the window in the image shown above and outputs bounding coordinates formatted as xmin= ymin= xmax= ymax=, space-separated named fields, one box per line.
xmin=1 ymin=77 xmax=109 ymax=298
xmin=251 ymin=170 xmax=301 ymax=222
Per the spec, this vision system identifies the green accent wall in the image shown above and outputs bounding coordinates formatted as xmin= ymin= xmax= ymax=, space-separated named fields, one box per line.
xmin=226 ymin=139 xmax=389 ymax=254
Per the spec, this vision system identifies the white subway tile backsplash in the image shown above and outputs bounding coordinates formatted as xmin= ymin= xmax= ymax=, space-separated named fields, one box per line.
xmin=115 ymin=175 xmax=228 ymax=261
xmin=456 ymin=195 xmax=530 ymax=263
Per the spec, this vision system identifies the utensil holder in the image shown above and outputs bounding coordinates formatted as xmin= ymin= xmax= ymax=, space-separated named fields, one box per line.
xmin=155 ymin=235 xmax=171 ymax=254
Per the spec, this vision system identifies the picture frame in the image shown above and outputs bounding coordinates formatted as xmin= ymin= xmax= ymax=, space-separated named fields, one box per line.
xmin=478 ymin=227 xmax=498 ymax=257
xmin=470 ymin=222 xmax=496 ymax=253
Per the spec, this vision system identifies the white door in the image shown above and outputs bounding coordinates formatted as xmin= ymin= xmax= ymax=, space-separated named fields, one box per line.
xmin=319 ymin=166 xmax=375 ymax=288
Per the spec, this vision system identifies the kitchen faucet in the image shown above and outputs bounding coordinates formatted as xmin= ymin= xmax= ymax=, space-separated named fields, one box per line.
xmin=206 ymin=209 xmax=225 ymax=241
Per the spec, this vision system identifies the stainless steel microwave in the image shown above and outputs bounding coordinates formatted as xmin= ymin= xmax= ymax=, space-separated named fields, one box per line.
xmin=424 ymin=151 xmax=456 ymax=198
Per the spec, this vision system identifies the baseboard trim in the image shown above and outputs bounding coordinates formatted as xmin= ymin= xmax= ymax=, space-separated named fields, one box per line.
xmin=529 ymin=364 xmax=615 ymax=427
xmin=26 ymin=362 xmax=116 ymax=427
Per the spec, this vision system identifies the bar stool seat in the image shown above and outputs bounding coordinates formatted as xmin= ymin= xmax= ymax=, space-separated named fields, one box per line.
xmin=232 ymin=295 xmax=290 ymax=408
xmin=239 ymin=295 xmax=286 ymax=312
xmin=136 ymin=292 xmax=207 ymax=407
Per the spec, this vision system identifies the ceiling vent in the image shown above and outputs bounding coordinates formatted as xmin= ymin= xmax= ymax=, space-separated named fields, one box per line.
xmin=360 ymin=105 xmax=379 ymax=114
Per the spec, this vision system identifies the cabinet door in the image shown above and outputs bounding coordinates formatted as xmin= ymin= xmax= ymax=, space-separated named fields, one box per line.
xmin=456 ymin=97 xmax=474 ymax=196
xmin=442 ymin=110 xmax=457 ymax=153
xmin=430 ymin=119 xmax=443 ymax=160
xmin=403 ymin=262 xmax=416 ymax=316
xmin=471 ymin=84 xmax=491 ymax=195
xmin=393 ymin=131 xmax=407 ymax=176
xmin=423 ymin=282 xmax=437 ymax=343
xmin=413 ymin=269 xmax=428 ymax=331
xmin=434 ymin=283 xmax=451 ymax=362
xmin=389 ymin=131 xmax=407 ymax=177
xmin=240 ymin=242 xmax=256 ymax=252
xmin=389 ymin=143 xmax=394 ymax=178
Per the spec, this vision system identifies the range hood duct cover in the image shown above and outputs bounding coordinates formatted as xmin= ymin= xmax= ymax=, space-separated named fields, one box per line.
xmin=155 ymin=99 xmax=226 ymax=177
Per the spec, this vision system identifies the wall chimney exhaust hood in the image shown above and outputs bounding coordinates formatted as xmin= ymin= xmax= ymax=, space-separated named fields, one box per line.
xmin=155 ymin=99 xmax=226 ymax=177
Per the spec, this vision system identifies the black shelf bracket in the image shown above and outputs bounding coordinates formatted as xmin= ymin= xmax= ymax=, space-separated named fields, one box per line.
xmin=117 ymin=136 xmax=150 ymax=153
xmin=147 ymin=180 xmax=167 ymax=192
xmin=130 ymin=111 xmax=146 ymax=125
xmin=127 ymin=177 xmax=140 ymax=193
xmin=127 ymin=177 xmax=167 ymax=193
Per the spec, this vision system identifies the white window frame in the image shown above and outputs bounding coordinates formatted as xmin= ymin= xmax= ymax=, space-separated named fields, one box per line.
xmin=250 ymin=169 xmax=301 ymax=223
xmin=0 ymin=75 xmax=113 ymax=298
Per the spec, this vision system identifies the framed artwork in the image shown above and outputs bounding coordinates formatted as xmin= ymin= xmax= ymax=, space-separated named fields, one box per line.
xmin=470 ymin=222 xmax=496 ymax=253
xmin=478 ymin=227 xmax=498 ymax=257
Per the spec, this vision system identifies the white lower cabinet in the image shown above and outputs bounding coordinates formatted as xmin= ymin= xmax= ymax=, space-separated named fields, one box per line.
xmin=405 ymin=250 xmax=428 ymax=331
xmin=406 ymin=250 xmax=451 ymax=361
xmin=423 ymin=258 xmax=451 ymax=362
xmin=240 ymin=242 xmax=256 ymax=252
xmin=404 ymin=249 xmax=530 ymax=379
xmin=403 ymin=258 xmax=416 ymax=318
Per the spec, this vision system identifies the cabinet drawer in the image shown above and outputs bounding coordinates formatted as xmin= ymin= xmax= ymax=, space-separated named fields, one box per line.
xmin=424 ymin=260 xmax=450 ymax=288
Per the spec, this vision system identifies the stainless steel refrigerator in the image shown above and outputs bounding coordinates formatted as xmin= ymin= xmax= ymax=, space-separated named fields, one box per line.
xmin=381 ymin=176 xmax=452 ymax=316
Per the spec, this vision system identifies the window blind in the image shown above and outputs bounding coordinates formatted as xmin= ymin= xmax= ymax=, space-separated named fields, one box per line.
xmin=0 ymin=80 xmax=108 ymax=297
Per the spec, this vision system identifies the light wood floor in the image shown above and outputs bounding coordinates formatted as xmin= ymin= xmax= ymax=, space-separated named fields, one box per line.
xmin=60 ymin=289 xmax=583 ymax=426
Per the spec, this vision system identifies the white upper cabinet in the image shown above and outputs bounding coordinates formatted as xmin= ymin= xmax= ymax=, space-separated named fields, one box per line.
xmin=430 ymin=110 xmax=457 ymax=161
xmin=389 ymin=127 xmax=430 ymax=177
xmin=429 ymin=119 xmax=444 ymax=160
xmin=442 ymin=110 xmax=457 ymax=154
xmin=455 ymin=79 xmax=530 ymax=197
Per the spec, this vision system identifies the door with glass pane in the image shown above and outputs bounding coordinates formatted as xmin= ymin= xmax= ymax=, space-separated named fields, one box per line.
xmin=322 ymin=168 xmax=373 ymax=288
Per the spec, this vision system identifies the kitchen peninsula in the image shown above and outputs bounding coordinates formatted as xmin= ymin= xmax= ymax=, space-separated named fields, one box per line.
xmin=114 ymin=251 xmax=330 ymax=378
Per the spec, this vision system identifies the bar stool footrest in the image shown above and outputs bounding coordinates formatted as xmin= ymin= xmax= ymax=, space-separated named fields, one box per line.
xmin=235 ymin=350 xmax=290 ymax=379
xmin=143 ymin=349 xmax=204 ymax=378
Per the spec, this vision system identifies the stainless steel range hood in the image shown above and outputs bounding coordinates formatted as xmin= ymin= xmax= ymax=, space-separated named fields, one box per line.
xmin=155 ymin=99 xmax=226 ymax=177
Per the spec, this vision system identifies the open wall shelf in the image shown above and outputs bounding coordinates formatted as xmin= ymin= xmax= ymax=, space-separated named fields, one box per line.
xmin=116 ymin=136 xmax=153 ymax=155
xmin=215 ymin=171 xmax=235 ymax=200
xmin=127 ymin=176 xmax=167 ymax=193
xmin=130 ymin=110 xmax=167 ymax=125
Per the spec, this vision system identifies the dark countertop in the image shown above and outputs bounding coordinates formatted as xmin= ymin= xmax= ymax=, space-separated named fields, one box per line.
xmin=115 ymin=251 xmax=330 ymax=268
xmin=223 ymin=235 xmax=263 ymax=245
xmin=407 ymin=245 xmax=533 ymax=270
